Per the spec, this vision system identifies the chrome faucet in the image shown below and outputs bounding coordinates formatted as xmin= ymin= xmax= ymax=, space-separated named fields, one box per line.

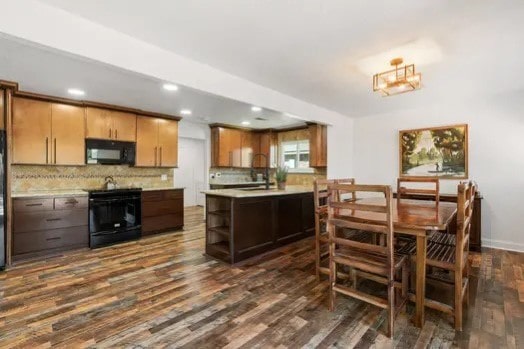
xmin=251 ymin=153 xmax=270 ymax=190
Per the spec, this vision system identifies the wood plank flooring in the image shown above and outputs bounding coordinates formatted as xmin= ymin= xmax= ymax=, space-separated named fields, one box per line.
xmin=1 ymin=206 xmax=523 ymax=348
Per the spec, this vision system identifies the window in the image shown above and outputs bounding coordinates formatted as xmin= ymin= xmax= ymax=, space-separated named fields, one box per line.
xmin=281 ymin=139 xmax=312 ymax=172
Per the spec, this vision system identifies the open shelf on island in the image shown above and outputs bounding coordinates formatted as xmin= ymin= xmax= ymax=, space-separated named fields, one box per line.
xmin=209 ymin=241 xmax=230 ymax=255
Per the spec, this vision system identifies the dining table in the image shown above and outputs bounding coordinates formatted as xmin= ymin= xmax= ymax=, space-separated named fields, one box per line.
xmin=350 ymin=197 xmax=458 ymax=327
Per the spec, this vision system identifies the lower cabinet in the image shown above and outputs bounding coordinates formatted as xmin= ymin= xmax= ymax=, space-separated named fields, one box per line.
xmin=142 ymin=189 xmax=184 ymax=235
xmin=205 ymin=192 xmax=314 ymax=264
xmin=13 ymin=196 xmax=88 ymax=260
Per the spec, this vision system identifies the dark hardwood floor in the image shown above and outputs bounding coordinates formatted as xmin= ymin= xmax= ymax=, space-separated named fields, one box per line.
xmin=0 ymin=206 xmax=522 ymax=348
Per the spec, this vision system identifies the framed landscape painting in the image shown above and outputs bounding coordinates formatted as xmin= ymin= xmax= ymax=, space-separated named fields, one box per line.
xmin=399 ymin=124 xmax=468 ymax=179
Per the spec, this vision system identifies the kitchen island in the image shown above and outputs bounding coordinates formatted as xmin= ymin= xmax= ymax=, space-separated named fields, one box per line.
xmin=203 ymin=186 xmax=315 ymax=264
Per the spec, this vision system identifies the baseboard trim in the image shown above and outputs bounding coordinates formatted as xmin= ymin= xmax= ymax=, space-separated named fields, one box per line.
xmin=482 ymin=239 xmax=524 ymax=253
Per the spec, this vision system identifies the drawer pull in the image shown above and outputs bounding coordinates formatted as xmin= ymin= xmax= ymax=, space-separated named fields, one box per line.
xmin=25 ymin=203 xmax=43 ymax=207
xmin=46 ymin=218 xmax=62 ymax=222
xmin=65 ymin=200 xmax=78 ymax=205
xmin=46 ymin=237 xmax=61 ymax=241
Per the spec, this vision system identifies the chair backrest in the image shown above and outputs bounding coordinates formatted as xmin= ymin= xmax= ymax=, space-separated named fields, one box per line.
xmin=456 ymin=181 xmax=474 ymax=264
xmin=313 ymin=179 xmax=336 ymax=215
xmin=327 ymin=184 xmax=394 ymax=268
xmin=334 ymin=178 xmax=357 ymax=202
xmin=397 ymin=177 xmax=440 ymax=204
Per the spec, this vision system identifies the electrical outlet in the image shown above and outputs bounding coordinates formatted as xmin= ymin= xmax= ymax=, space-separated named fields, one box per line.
xmin=161 ymin=174 xmax=168 ymax=181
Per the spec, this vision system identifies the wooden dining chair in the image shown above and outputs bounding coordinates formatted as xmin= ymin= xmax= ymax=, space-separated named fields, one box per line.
xmin=397 ymin=177 xmax=440 ymax=204
xmin=313 ymin=178 xmax=368 ymax=280
xmin=428 ymin=181 xmax=477 ymax=246
xmin=398 ymin=181 xmax=474 ymax=330
xmin=327 ymin=183 xmax=409 ymax=337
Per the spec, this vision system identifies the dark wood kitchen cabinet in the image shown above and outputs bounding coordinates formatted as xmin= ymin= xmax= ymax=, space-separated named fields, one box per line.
xmin=205 ymin=192 xmax=314 ymax=264
xmin=12 ymin=195 xmax=88 ymax=260
xmin=141 ymin=189 xmax=184 ymax=235
xmin=12 ymin=97 xmax=85 ymax=165
xmin=308 ymin=123 xmax=327 ymax=168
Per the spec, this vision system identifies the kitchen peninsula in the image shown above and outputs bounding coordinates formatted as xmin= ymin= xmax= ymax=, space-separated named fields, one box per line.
xmin=203 ymin=186 xmax=315 ymax=264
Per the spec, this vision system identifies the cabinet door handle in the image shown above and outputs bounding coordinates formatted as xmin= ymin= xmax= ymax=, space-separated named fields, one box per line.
xmin=46 ymin=218 xmax=61 ymax=222
xmin=45 ymin=137 xmax=49 ymax=164
xmin=54 ymin=138 xmax=57 ymax=164
xmin=115 ymin=129 xmax=118 ymax=139
xmin=25 ymin=203 xmax=43 ymax=207
xmin=46 ymin=237 xmax=61 ymax=241
xmin=229 ymin=151 xmax=232 ymax=166
xmin=154 ymin=146 xmax=158 ymax=166
xmin=109 ymin=128 xmax=112 ymax=138
xmin=159 ymin=146 xmax=162 ymax=166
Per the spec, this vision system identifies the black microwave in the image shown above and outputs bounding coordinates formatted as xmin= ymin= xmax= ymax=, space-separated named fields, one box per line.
xmin=86 ymin=139 xmax=136 ymax=165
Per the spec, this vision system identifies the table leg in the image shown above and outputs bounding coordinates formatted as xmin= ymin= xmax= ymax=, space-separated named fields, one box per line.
xmin=415 ymin=234 xmax=427 ymax=327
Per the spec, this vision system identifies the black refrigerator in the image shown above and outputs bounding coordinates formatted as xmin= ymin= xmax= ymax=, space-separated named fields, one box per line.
xmin=0 ymin=130 xmax=5 ymax=270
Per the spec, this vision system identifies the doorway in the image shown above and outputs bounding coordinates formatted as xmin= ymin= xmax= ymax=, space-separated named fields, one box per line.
xmin=174 ymin=137 xmax=206 ymax=207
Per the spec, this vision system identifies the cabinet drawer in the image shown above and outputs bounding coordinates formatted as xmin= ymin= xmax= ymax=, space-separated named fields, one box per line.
xmin=14 ymin=209 xmax=88 ymax=233
xmin=13 ymin=226 xmax=88 ymax=255
xmin=163 ymin=190 xmax=183 ymax=200
xmin=142 ymin=199 xmax=183 ymax=217
xmin=142 ymin=214 xmax=183 ymax=233
xmin=142 ymin=191 xmax=164 ymax=202
xmin=13 ymin=198 xmax=54 ymax=212
xmin=54 ymin=196 xmax=88 ymax=210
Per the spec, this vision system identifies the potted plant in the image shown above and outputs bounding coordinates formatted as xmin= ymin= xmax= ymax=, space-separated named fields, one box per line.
xmin=275 ymin=166 xmax=288 ymax=190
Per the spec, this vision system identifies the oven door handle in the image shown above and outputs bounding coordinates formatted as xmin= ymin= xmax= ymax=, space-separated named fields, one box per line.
xmin=92 ymin=226 xmax=142 ymax=236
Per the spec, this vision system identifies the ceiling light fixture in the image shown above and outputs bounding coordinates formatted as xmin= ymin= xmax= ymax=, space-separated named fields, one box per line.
xmin=373 ymin=57 xmax=421 ymax=96
xmin=163 ymin=83 xmax=179 ymax=91
xmin=180 ymin=109 xmax=192 ymax=115
xmin=67 ymin=88 xmax=85 ymax=96
xmin=241 ymin=121 xmax=251 ymax=126
xmin=251 ymin=106 xmax=262 ymax=112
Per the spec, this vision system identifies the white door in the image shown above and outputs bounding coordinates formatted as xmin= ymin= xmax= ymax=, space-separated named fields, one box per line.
xmin=174 ymin=137 xmax=206 ymax=207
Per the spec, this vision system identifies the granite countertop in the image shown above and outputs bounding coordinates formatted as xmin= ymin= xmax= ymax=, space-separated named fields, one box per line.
xmin=209 ymin=181 xmax=274 ymax=186
xmin=142 ymin=187 xmax=185 ymax=191
xmin=202 ymin=185 xmax=313 ymax=198
xmin=12 ymin=186 xmax=185 ymax=198
xmin=11 ymin=189 xmax=89 ymax=198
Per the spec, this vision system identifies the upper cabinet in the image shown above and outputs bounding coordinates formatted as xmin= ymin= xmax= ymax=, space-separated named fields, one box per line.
xmin=211 ymin=126 xmax=278 ymax=168
xmin=210 ymin=126 xmax=244 ymax=167
xmin=12 ymin=97 xmax=85 ymax=165
xmin=136 ymin=116 xmax=178 ymax=167
xmin=308 ymin=123 xmax=328 ymax=168
xmin=252 ymin=131 xmax=277 ymax=168
xmin=0 ymin=90 xmax=4 ymax=130
xmin=86 ymin=107 xmax=137 ymax=142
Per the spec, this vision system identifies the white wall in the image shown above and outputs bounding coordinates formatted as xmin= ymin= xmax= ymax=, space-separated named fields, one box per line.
xmin=352 ymin=95 xmax=524 ymax=252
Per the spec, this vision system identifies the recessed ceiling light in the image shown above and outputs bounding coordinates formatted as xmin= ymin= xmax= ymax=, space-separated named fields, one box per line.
xmin=241 ymin=121 xmax=251 ymax=126
xmin=180 ymin=109 xmax=192 ymax=115
xmin=67 ymin=88 xmax=85 ymax=96
xmin=251 ymin=106 xmax=262 ymax=112
xmin=163 ymin=83 xmax=179 ymax=91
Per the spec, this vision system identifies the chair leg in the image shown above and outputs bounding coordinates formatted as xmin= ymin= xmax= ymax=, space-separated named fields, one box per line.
xmin=387 ymin=281 xmax=395 ymax=338
xmin=402 ymin=264 xmax=409 ymax=313
xmin=454 ymin=269 xmax=463 ymax=331
xmin=464 ymin=263 xmax=470 ymax=309
xmin=329 ymin=246 xmax=336 ymax=312
xmin=315 ymin=219 xmax=321 ymax=281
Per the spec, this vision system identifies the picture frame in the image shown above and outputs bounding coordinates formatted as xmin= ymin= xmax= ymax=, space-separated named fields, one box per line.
xmin=399 ymin=124 xmax=468 ymax=179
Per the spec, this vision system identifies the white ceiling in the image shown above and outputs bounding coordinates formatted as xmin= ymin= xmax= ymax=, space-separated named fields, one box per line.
xmin=37 ymin=0 xmax=524 ymax=117
xmin=0 ymin=35 xmax=304 ymax=129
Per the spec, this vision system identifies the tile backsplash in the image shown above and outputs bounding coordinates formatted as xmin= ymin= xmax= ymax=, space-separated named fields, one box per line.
xmin=209 ymin=167 xmax=326 ymax=187
xmin=11 ymin=165 xmax=174 ymax=192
